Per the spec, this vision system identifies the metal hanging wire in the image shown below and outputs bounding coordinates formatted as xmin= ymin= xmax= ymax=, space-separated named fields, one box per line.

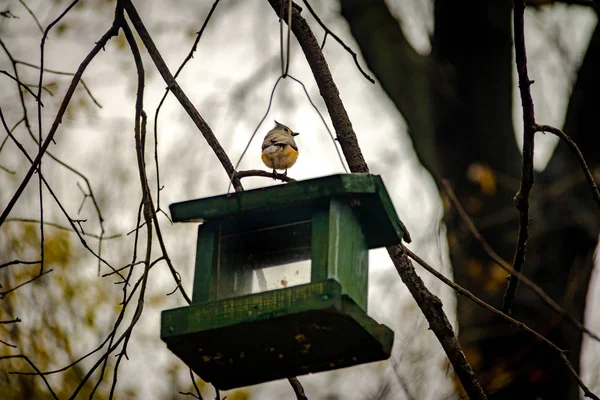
xmin=227 ymin=1 xmax=349 ymax=193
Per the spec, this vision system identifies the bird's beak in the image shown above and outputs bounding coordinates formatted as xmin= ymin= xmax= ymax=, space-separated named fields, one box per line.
xmin=292 ymin=131 xmax=300 ymax=136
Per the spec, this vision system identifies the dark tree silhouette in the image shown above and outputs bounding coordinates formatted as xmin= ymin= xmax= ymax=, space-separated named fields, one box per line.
xmin=342 ymin=1 xmax=600 ymax=398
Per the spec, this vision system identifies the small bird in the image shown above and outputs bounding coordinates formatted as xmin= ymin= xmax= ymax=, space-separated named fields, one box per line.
xmin=261 ymin=120 xmax=299 ymax=178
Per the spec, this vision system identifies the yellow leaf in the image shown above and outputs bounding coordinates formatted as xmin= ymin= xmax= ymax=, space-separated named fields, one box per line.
xmin=467 ymin=163 xmax=497 ymax=196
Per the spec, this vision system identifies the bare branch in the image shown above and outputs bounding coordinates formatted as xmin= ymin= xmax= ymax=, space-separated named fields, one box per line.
xmin=0 ymin=70 xmax=42 ymax=103
xmin=0 ymin=339 xmax=17 ymax=348
xmin=266 ymin=1 xmax=485 ymax=397
xmin=0 ymin=355 xmax=59 ymax=399
xmin=302 ymin=0 xmax=374 ymax=83
xmin=236 ymin=169 xmax=297 ymax=182
xmin=0 ymin=13 xmax=120 ymax=227
xmin=536 ymin=124 xmax=600 ymax=210
xmin=503 ymin=0 xmax=538 ymax=315
xmin=0 ymin=269 xmax=53 ymax=298
xmin=5 ymin=218 xmax=121 ymax=240
xmin=0 ymin=108 xmax=126 ymax=280
xmin=15 ymin=60 xmax=103 ymax=108
xmin=288 ymin=377 xmax=308 ymax=400
xmin=0 ymin=260 xmax=40 ymax=269
xmin=122 ymin=0 xmax=243 ymax=192
xmin=188 ymin=368 xmax=204 ymax=400
xmin=153 ymin=0 xmax=221 ymax=210
xmin=0 ymin=318 xmax=21 ymax=324
xmin=441 ymin=179 xmax=600 ymax=342
xmin=405 ymin=247 xmax=599 ymax=400
xmin=18 ymin=0 xmax=43 ymax=33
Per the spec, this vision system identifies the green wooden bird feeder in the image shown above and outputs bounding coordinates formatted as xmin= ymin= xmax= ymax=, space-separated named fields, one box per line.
xmin=161 ymin=173 xmax=411 ymax=389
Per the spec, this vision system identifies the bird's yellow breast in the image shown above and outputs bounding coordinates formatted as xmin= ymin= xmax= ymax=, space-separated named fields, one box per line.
xmin=261 ymin=145 xmax=299 ymax=170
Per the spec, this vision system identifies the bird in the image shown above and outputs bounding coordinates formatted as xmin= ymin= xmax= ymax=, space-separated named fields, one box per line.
xmin=261 ymin=120 xmax=299 ymax=178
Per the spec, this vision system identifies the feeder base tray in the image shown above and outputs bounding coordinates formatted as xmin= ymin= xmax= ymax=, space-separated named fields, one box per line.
xmin=161 ymin=280 xmax=393 ymax=389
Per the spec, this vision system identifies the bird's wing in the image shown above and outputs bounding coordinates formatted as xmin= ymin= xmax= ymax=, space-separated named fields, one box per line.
xmin=262 ymin=131 xmax=297 ymax=151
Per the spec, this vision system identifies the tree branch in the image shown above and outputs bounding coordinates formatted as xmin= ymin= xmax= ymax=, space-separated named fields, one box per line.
xmin=121 ymin=0 xmax=243 ymax=192
xmin=405 ymin=247 xmax=599 ymax=400
xmin=236 ymin=169 xmax=296 ymax=182
xmin=535 ymin=124 xmax=600 ymax=210
xmin=153 ymin=0 xmax=222 ymax=210
xmin=0 ymin=11 xmax=120 ymax=227
xmin=441 ymin=179 xmax=600 ymax=342
xmin=503 ymin=0 xmax=538 ymax=315
xmin=301 ymin=0 xmax=374 ymax=83
xmin=266 ymin=1 xmax=486 ymax=398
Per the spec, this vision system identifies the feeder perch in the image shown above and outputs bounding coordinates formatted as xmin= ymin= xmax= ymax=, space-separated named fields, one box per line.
xmin=161 ymin=173 xmax=410 ymax=389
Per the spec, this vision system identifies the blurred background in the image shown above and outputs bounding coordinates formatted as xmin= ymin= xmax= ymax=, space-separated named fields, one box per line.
xmin=1 ymin=0 xmax=599 ymax=398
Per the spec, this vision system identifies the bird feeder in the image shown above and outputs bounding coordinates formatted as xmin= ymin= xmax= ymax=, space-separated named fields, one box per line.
xmin=161 ymin=173 xmax=410 ymax=389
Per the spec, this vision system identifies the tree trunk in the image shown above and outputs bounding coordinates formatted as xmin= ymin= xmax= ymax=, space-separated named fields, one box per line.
xmin=341 ymin=1 xmax=599 ymax=398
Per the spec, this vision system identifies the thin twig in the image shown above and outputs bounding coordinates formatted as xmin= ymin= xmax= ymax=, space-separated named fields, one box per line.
xmin=0 ymin=109 xmax=127 ymax=281
xmin=302 ymin=0 xmax=374 ymax=83
xmin=0 ymin=70 xmax=42 ymax=103
xmin=18 ymin=0 xmax=43 ymax=33
xmin=0 ymin=355 xmax=59 ymax=399
xmin=0 ymin=260 xmax=40 ymax=269
xmin=441 ymin=179 xmax=600 ymax=342
xmin=153 ymin=0 xmax=221 ymax=210
xmin=503 ymin=0 xmax=538 ymax=315
xmin=535 ymin=124 xmax=600 ymax=210
xmin=189 ymin=368 xmax=204 ymax=400
xmin=0 ymin=15 xmax=120 ymax=227
xmin=235 ymin=169 xmax=296 ymax=182
xmin=109 ymin=18 xmax=151 ymax=398
xmin=4 ymin=218 xmax=120 ymax=240
xmin=122 ymin=0 xmax=243 ymax=192
xmin=0 ymin=339 xmax=17 ymax=348
xmin=404 ymin=247 xmax=599 ymax=400
xmin=0 ymin=318 xmax=21 ymax=324
xmin=12 ymin=276 xmax=145 ymax=379
xmin=0 ymin=269 xmax=53 ymax=298
xmin=15 ymin=60 xmax=103 ymax=108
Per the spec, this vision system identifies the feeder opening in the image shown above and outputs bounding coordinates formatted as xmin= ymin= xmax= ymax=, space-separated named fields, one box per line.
xmin=216 ymin=220 xmax=312 ymax=299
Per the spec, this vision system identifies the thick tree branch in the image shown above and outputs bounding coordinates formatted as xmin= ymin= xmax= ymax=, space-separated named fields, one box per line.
xmin=267 ymin=0 xmax=368 ymax=173
xmin=153 ymin=0 xmax=222 ymax=210
xmin=267 ymin=1 xmax=486 ymax=398
xmin=121 ymin=0 xmax=243 ymax=192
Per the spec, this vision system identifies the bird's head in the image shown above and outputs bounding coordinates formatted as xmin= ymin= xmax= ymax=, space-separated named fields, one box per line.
xmin=274 ymin=120 xmax=299 ymax=136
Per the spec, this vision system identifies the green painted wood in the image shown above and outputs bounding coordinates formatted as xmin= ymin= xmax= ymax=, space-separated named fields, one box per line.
xmin=327 ymin=198 xmax=369 ymax=310
xmin=309 ymin=198 xmax=368 ymax=310
xmin=310 ymin=207 xmax=330 ymax=283
xmin=170 ymin=174 xmax=410 ymax=248
xmin=161 ymin=280 xmax=394 ymax=390
xmin=192 ymin=224 xmax=218 ymax=303
xmin=162 ymin=280 xmax=343 ymax=338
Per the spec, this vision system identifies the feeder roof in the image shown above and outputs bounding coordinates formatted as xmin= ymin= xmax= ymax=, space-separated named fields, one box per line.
xmin=169 ymin=173 xmax=411 ymax=247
